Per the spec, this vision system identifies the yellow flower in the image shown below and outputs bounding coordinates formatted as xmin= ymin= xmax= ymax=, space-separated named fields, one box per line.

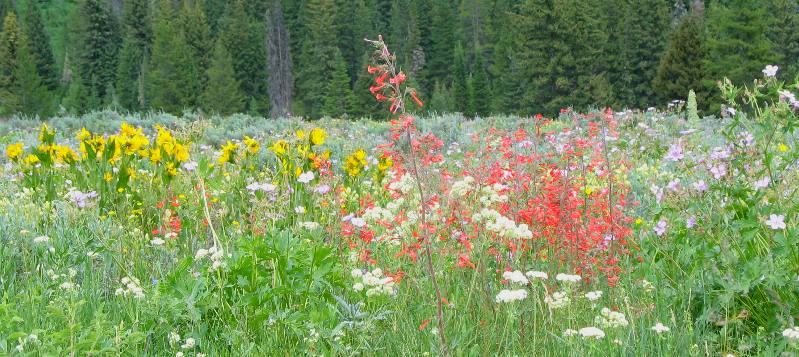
xmin=23 ymin=154 xmax=40 ymax=166
xmin=76 ymin=128 xmax=91 ymax=141
xmin=635 ymin=218 xmax=643 ymax=225
xmin=778 ymin=143 xmax=789 ymax=152
xmin=243 ymin=136 xmax=260 ymax=155
xmin=166 ymin=162 xmax=178 ymax=176
xmin=174 ymin=143 xmax=190 ymax=162
xmin=377 ymin=155 xmax=393 ymax=172
xmin=104 ymin=172 xmax=113 ymax=182
xmin=5 ymin=143 xmax=24 ymax=161
xmin=344 ymin=149 xmax=368 ymax=177
xmin=584 ymin=187 xmax=593 ymax=195
xmin=38 ymin=124 xmax=55 ymax=143
xmin=269 ymin=140 xmax=288 ymax=155
xmin=54 ymin=145 xmax=79 ymax=164
xmin=149 ymin=148 xmax=163 ymax=163
xmin=218 ymin=141 xmax=239 ymax=164
xmin=310 ymin=128 xmax=327 ymax=146
xmin=296 ymin=130 xmax=306 ymax=139
xmin=120 ymin=123 xmax=142 ymax=138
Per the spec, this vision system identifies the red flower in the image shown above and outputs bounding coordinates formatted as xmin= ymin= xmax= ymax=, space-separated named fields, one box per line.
xmin=410 ymin=91 xmax=424 ymax=107
xmin=389 ymin=72 xmax=406 ymax=85
xmin=367 ymin=65 xmax=381 ymax=74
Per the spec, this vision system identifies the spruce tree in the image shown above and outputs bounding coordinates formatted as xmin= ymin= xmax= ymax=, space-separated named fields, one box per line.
xmin=705 ymin=0 xmax=774 ymax=85
xmin=219 ymin=0 xmax=269 ymax=115
xmin=469 ymin=49 xmax=489 ymax=116
xmin=14 ymin=39 xmax=51 ymax=117
xmin=322 ymin=48 xmax=356 ymax=118
xmin=179 ymin=1 xmax=212 ymax=91
xmin=767 ymin=0 xmax=799 ymax=81
xmin=421 ymin=1 xmax=455 ymax=94
xmin=75 ymin=0 xmax=121 ymax=107
xmin=21 ymin=0 xmax=58 ymax=91
xmin=452 ymin=42 xmax=468 ymax=113
xmin=618 ymin=0 xmax=671 ymax=109
xmin=147 ymin=0 xmax=198 ymax=113
xmin=202 ymin=40 xmax=245 ymax=115
xmin=510 ymin=0 xmax=555 ymax=115
xmin=116 ymin=0 xmax=151 ymax=110
xmin=0 ymin=13 xmax=23 ymax=114
xmin=653 ymin=12 xmax=707 ymax=104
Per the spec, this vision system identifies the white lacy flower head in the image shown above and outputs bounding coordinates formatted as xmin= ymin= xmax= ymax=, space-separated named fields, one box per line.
xmin=563 ymin=329 xmax=578 ymax=337
xmin=595 ymin=307 xmax=629 ymax=328
xmin=297 ymin=171 xmax=315 ymax=184
xmin=181 ymin=337 xmax=196 ymax=349
xmin=502 ymin=270 xmax=529 ymax=285
xmin=33 ymin=235 xmax=49 ymax=244
xmin=783 ymin=326 xmax=799 ymax=341
xmin=578 ymin=327 xmax=605 ymax=339
xmin=584 ymin=290 xmax=603 ymax=301
xmin=555 ymin=273 xmax=581 ymax=283
xmin=525 ymin=271 xmax=548 ymax=280
xmin=651 ymin=322 xmax=670 ymax=333
xmin=495 ymin=289 xmax=528 ymax=303
xmin=544 ymin=291 xmax=570 ymax=309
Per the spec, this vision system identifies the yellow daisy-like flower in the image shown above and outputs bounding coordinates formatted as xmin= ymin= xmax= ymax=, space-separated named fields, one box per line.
xmin=377 ymin=155 xmax=393 ymax=172
xmin=296 ymin=129 xmax=306 ymax=139
xmin=76 ymin=128 xmax=92 ymax=141
xmin=173 ymin=143 xmax=190 ymax=163
xmin=5 ymin=143 xmax=24 ymax=161
xmin=778 ymin=143 xmax=789 ymax=152
xmin=23 ymin=154 xmax=40 ymax=166
xmin=269 ymin=140 xmax=288 ymax=155
xmin=149 ymin=148 xmax=163 ymax=163
xmin=310 ymin=128 xmax=327 ymax=146
xmin=243 ymin=136 xmax=260 ymax=155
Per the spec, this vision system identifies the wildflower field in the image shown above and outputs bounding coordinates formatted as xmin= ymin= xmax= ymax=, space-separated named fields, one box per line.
xmin=1 ymin=39 xmax=799 ymax=356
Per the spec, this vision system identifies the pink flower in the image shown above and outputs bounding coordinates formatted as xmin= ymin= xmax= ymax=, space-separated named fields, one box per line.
xmin=654 ymin=219 xmax=667 ymax=236
xmin=763 ymin=65 xmax=779 ymax=77
xmin=764 ymin=214 xmax=786 ymax=230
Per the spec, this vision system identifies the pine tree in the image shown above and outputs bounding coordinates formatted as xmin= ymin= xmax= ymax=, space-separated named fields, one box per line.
xmin=705 ymin=0 xmax=774 ymax=85
xmin=179 ymin=1 xmax=212 ymax=91
xmin=75 ymin=0 xmax=121 ymax=107
xmin=219 ymin=0 xmax=269 ymax=114
xmin=767 ymin=0 xmax=799 ymax=81
xmin=510 ymin=0 xmax=555 ymax=115
xmin=428 ymin=80 xmax=454 ymax=113
xmin=352 ymin=52 xmax=383 ymax=119
xmin=421 ymin=1 xmax=455 ymax=94
xmin=202 ymin=40 xmax=245 ymax=115
xmin=116 ymin=0 xmax=151 ymax=110
xmin=21 ymin=0 xmax=58 ymax=91
xmin=653 ymin=12 xmax=707 ymax=104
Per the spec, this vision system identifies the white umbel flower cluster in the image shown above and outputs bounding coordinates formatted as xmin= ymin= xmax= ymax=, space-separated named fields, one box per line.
xmin=525 ymin=271 xmax=548 ymax=280
xmin=388 ymin=173 xmax=416 ymax=194
xmin=651 ymin=322 xmax=670 ymax=333
xmin=555 ymin=273 xmax=582 ymax=283
xmin=495 ymin=289 xmax=528 ymax=303
xmin=502 ymin=270 xmax=529 ymax=285
xmin=783 ymin=326 xmax=799 ymax=341
xmin=473 ymin=208 xmax=533 ymax=239
xmin=450 ymin=176 xmax=475 ymax=197
xmin=544 ymin=291 xmax=570 ymax=309
xmin=584 ymin=290 xmax=603 ymax=301
xmin=478 ymin=183 xmax=509 ymax=206
xmin=115 ymin=276 xmax=145 ymax=299
xmin=351 ymin=268 xmax=395 ymax=297
xmin=195 ymin=246 xmax=226 ymax=272
xmin=578 ymin=327 xmax=606 ymax=339
xmin=363 ymin=206 xmax=394 ymax=222
xmin=595 ymin=307 xmax=629 ymax=328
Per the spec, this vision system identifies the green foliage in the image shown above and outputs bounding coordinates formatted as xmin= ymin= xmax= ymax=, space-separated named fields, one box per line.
xmin=766 ymin=0 xmax=799 ymax=81
xmin=21 ymin=0 xmax=58 ymax=91
xmin=468 ymin=49 xmax=489 ymax=117
xmin=202 ymin=40 xmax=245 ymax=115
xmin=452 ymin=42 xmax=467 ymax=113
xmin=653 ymin=12 xmax=707 ymax=105
xmin=116 ymin=0 xmax=151 ymax=111
xmin=219 ymin=0 xmax=269 ymax=115
xmin=0 ymin=12 xmax=22 ymax=115
xmin=321 ymin=48 xmax=356 ymax=118
xmin=74 ymin=0 xmax=120 ymax=107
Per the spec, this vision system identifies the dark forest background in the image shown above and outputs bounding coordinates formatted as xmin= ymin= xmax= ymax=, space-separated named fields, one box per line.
xmin=0 ymin=0 xmax=797 ymax=119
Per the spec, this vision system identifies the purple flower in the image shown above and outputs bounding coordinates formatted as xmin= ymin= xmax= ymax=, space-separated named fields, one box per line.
xmin=666 ymin=179 xmax=681 ymax=192
xmin=313 ymin=184 xmax=331 ymax=194
xmin=246 ymin=182 xmax=277 ymax=193
xmin=753 ymin=177 xmax=770 ymax=190
xmin=654 ymin=220 xmax=668 ymax=236
xmin=709 ymin=163 xmax=727 ymax=179
xmin=693 ymin=180 xmax=708 ymax=192
xmin=67 ymin=190 xmax=98 ymax=208
xmin=183 ymin=161 xmax=198 ymax=172
xmin=686 ymin=216 xmax=696 ymax=229
xmin=665 ymin=143 xmax=684 ymax=162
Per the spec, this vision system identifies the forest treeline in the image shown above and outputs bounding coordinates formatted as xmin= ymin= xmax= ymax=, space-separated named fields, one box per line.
xmin=0 ymin=0 xmax=797 ymax=119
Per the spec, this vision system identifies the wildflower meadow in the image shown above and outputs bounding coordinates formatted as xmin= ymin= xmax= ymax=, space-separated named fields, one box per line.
xmin=1 ymin=36 xmax=799 ymax=356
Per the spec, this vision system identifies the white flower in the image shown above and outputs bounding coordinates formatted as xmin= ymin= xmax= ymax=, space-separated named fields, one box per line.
xmin=351 ymin=269 xmax=363 ymax=278
xmin=495 ymin=289 xmax=528 ymax=303
xmin=502 ymin=270 xmax=529 ymax=285
xmin=176 ymin=352 xmax=184 ymax=357
xmin=783 ymin=326 xmax=799 ymax=341
xmin=195 ymin=249 xmax=209 ymax=260
xmin=169 ymin=331 xmax=181 ymax=344
xmin=353 ymin=283 xmax=364 ymax=291
xmin=563 ymin=329 xmax=578 ymax=337
xmin=764 ymin=214 xmax=786 ymax=230
xmin=33 ymin=235 xmax=49 ymax=244
xmin=544 ymin=291 xmax=570 ymax=309
xmin=294 ymin=206 xmax=306 ymax=214
xmin=350 ymin=217 xmax=366 ymax=228
xmin=578 ymin=327 xmax=605 ymax=339
xmin=59 ymin=282 xmax=75 ymax=290
xmin=151 ymin=237 xmax=165 ymax=246
xmin=181 ymin=337 xmax=196 ymax=349
xmin=297 ymin=171 xmax=315 ymax=184
xmin=651 ymin=322 xmax=670 ymax=333
xmin=555 ymin=273 xmax=581 ymax=283
xmin=596 ymin=307 xmax=629 ymax=328
xmin=584 ymin=290 xmax=603 ymax=301
xmin=763 ymin=65 xmax=779 ymax=77
xmin=525 ymin=271 xmax=548 ymax=280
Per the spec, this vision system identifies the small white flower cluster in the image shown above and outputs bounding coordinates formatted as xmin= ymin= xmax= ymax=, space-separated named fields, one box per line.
xmin=478 ymin=183 xmax=508 ymax=206
xmin=115 ymin=276 xmax=145 ymax=299
xmin=584 ymin=290 xmax=603 ymax=301
xmin=450 ymin=176 xmax=475 ymax=197
xmin=33 ymin=235 xmax=50 ymax=244
xmin=47 ymin=268 xmax=78 ymax=290
xmin=595 ymin=307 xmax=629 ymax=328
xmin=169 ymin=332 xmax=203 ymax=357
xmin=544 ymin=291 xmax=570 ymax=309
xmin=473 ymin=208 xmax=533 ymax=239
xmin=351 ymin=268 xmax=395 ymax=297
xmin=363 ymin=206 xmax=394 ymax=222
xmin=578 ymin=327 xmax=605 ymax=339
xmin=388 ymin=173 xmax=416 ymax=194
xmin=299 ymin=221 xmax=320 ymax=230
xmin=651 ymin=322 xmax=670 ymax=333
xmin=13 ymin=333 xmax=39 ymax=353
xmin=502 ymin=270 xmax=529 ymax=285
xmin=526 ymin=271 xmax=548 ymax=280
xmin=495 ymin=289 xmax=528 ymax=303
xmin=555 ymin=273 xmax=582 ymax=283
xmin=783 ymin=326 xmax=799 ymax=341
xmin=195 ymin=246 xmax=226 ymax=271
